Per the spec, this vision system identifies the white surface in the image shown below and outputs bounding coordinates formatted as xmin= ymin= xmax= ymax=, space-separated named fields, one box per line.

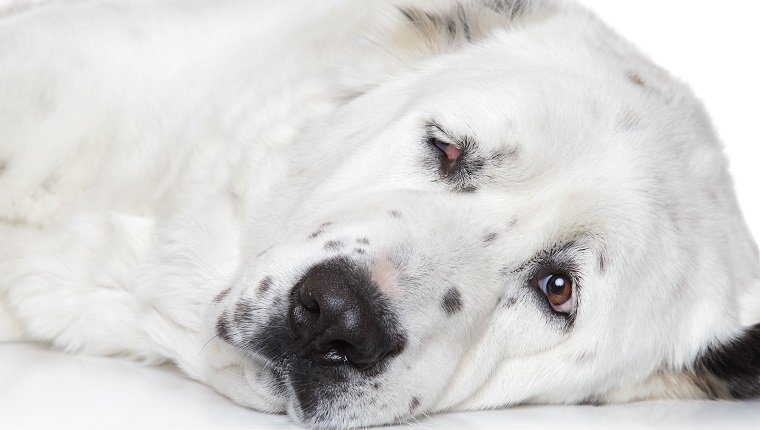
xmin=1 ymin=1 xmax=759 ymax=430
xmin=3 ymin=343 xmax=760 ymax=430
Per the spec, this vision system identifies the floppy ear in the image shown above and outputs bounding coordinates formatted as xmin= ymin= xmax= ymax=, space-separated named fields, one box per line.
xmin=395 ymin=0 xmax=546 ymax=50
xmin=695 ymin=323 xmax=760 ymax=399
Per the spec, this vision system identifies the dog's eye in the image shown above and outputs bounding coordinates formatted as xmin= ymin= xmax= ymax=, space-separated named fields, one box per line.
xmin=538 ymin=274 xmax=573 ymax=313
xmin=428 ymin=137 xmax=462 ymax=175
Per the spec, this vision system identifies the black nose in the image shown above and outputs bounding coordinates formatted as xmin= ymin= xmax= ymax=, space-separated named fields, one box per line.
xmin=288 ymin=259 xmax=401 ymax=370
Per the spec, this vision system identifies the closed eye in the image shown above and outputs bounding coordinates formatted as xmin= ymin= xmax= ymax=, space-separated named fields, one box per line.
xmin=427 ymin=135 xmax=462 ymax=175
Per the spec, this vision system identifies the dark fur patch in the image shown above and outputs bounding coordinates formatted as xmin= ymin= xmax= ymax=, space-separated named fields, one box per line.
xmin=487 ymin=0 xmax=528 ymax=18
xmin=356 ymin=237 xmax=370 ymax=245
xmin=501 ymin=296 xmax=518 ymax=309
xmin=308 ymin=222 xmax=333 ymax=239
xmin=353 ymin=248 xmax=366 ymax=255
xmin=258 ymin=276 xmax=273 ymax=294
xmin=483 ymin=232 xmax=498 ymax=243
xmin=697 ymin=324 xmax=760 ymax=399
xmin=625 ymin=71 xmax=646 ymax=87
xmin=441 ymin=288 xmax=463 ymax=316
xmin=213 ymin=287 xmax=231 ymax=303
xmin=389 ymin=210 xmax=402 ymax=218
xmin=409 ymin=396 xmax=421 ymax=412
xmin=324 ymin=240 xmax=344 ymax=251
xmin=597 ymin=252 xmax=607 ymax=274
xmin=233 ymin=300 xmax=254 ymax=325
xmin=0 ymin=160 xmax=6 ymax=175
xmin=216 ymin=316 xmax=233 ymax=343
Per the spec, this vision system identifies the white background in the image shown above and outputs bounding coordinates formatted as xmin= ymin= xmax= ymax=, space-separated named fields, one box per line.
xmin=1 ymin=1 xmax=759 ymax=430
xmin=579 ymin=0 xmax=760 ymax=239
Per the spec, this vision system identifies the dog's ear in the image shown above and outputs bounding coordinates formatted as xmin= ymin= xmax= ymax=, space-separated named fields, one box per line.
xmin=395 ymin=0 xmax=547 ymax=50
xmin=695 ymin=323 xmax=760 ymax=399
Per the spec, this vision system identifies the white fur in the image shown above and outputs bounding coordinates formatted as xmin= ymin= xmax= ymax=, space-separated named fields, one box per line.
xmin=1 ymin=0 xmax=758 ymax=428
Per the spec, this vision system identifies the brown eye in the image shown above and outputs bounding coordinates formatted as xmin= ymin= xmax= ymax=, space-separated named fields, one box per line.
xmin=538 ymin=274 xmax=573 ymax=313
xmin=428 ymin=137 xmax=462 ymax=175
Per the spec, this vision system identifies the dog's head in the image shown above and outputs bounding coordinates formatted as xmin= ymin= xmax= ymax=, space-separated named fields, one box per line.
xmin=210 ymin=1 xmax=760 ymax=427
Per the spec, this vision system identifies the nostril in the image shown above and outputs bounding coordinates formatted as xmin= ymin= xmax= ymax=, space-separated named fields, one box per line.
xmin=297 ymin=284 xmax=320 ymax=313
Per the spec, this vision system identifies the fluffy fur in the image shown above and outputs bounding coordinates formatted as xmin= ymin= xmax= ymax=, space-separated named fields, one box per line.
xmin=1 ymin=0 xmax=758 ymax=428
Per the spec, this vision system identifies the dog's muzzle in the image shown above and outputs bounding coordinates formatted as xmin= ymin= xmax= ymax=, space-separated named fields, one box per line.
xmin=287 ymin=258 xmax=405 ymax=370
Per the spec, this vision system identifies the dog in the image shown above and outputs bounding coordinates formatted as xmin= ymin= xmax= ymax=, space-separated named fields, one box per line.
xmin=1 ymin=0 xmax=759 ymax=428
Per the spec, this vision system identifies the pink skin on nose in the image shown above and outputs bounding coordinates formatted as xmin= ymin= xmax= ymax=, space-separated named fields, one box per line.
xmin=370 ymin=258 xmax=400 ymax=299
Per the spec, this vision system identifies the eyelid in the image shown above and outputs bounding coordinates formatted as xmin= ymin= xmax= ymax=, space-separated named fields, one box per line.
xmin=425 ymin=123 xmax=461 ymax=149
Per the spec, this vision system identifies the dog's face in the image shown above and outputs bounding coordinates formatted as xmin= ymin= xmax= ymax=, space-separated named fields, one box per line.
xmin=210 ymin=2 xmax=759 ymax=428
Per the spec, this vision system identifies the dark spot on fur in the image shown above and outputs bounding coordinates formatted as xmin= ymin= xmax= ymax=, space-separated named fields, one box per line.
xmin=308 ymin=222 xmax=333 ymax=239
xmin=255 ymin=246 xmax=272 ymax=258
xmin=483 ymin=232 xmax=498 ymax=243
xmin=389 ymin=210 xmax=402 ymax=218
xmin=213 ymin=287 xmax=231 ymax=303
xmin=233 ymin=300 xmax=254 ymax=325
xmin=0 ymin=160 xmax=6 ymax=175
xmin=487 ymin=0 xmax=528 ymax=18
xmin=501 ymin=297 xmax=518 ymax=309
xmin=576 ymin=350 xmax=594 ymax=364
xmin=626 ymin=71 xmax=646 ymax=87
xmin=598 ymin=253 xmax=607 ymax=274
xmin=446 ymin=17 xmax=457 ymax=39
xmin=441 ymin=288 xmax=463 ymax=316
xmin=580 ymin=396 xmax=603 ymax=406
xmin=324 ymin=240 xmax=344 ymax=251
xmin=507 ymin=217 xmax=518 ymax=228
xmin=697 ymin=323 xmax=760 ymax=399
xmin=409 ymin=397 xmax=421 ymax=412
xmin=353 ymin=248 xmax=366 ymax=255
xmin=258 ymin=276 xmax=273 ymax=294
xmin=372 ymin=382 xmax=381 ymax=389
xmin=456 ymin=5 xmax=472 ymax=41
xmin=356 ymin=237 xmax=370 ymax=245
xmin=216 ymin=316 xmax=233 ymax=343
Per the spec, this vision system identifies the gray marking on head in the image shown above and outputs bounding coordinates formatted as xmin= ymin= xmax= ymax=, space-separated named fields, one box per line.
xmin=213 ymin=287 xmax=232 ymax=304
xmin=324 ymin=240 xmax=344 ymax=251
xmin=353 ymin=248 xmax=366 ymax=255
xmin=441 ymin=287 xmax=463 ymax=316
xmin=576 ymin=350 xmax=595 ymax=365
xmin=356 ymin=237 xmax=370 ymax=245
xmin=389 ymin=210 xmax=402 ymax=218
xmin=409 ymin=397 xmax=421 ymax=412
xmin=258 ymin=276 xmax=273 ymax=294
xmin=455 ymin=4 xmax=472 ymax=41
xmin=625 ymin=70 xmax=646 ymax=87
xmin=0 ymin=160 xmax=6 ymax=175
xmin=216 ymin=315 xmax=233 ymax=343
xmin=233 ymin=300 xmax=254 ymax=325
xmin=487 ymin=0 xmax=528 ymax=18
xmin=597 ymin=252 xmax=607 ymax=274
xmin=308 ymin=222 xmax=333 ymax=239
xmin=483 ymin=232 xmax=498 ymax=243
xmin=501 ymin=296 xmax=518 ymax=309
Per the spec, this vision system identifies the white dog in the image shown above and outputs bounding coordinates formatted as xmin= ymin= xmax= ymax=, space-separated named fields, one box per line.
xmin=1 ymin=0 xmax=758 ymax=428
